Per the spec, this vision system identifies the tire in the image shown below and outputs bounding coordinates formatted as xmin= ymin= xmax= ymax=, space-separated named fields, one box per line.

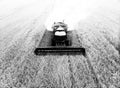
xmin=51 ymin=39 xmax=56 ymax=46
xmin=65 ymin=40 xmax=69 ymax=46
xmin=65 ymin=39 xmax=72 ymax=46
xmin=69 ymin=40 xmax=72 ymax=46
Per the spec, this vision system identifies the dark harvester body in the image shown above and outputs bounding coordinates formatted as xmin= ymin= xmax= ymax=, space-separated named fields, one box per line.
xmin=34 ymin=22 xmax=86 ymax=56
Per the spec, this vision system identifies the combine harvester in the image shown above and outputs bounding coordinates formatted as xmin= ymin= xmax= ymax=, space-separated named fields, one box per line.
xmin=34 ymin=21 xmax=86 ymax=56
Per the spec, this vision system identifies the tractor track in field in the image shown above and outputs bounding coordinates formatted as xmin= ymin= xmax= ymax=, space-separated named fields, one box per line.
xmin=76 ymin=31 xmax=102 ymax=88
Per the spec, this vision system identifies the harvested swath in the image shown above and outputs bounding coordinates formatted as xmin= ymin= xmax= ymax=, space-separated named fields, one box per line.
xmin=76 ymin=9 xmax=120 ymax=87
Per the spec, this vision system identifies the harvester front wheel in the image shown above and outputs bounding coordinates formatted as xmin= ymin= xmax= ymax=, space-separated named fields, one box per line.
xmin=65 ymin=40 xmax=71 ymax=46
xmin=51 ymin=39 xmax=56 ymax=46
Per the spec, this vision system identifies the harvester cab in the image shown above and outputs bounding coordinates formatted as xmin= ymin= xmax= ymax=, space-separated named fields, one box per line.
xmin=34 ymin=21 xmax=86 ymax=56
xmin=51 ymin=22 xmax=71 ymax=46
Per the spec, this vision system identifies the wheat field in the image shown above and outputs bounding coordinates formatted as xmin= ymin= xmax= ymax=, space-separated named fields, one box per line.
xmin=0 ymin=0 xmax=120 ymax=88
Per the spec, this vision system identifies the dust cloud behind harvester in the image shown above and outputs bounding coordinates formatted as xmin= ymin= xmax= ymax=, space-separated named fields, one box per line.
xmin=45 ymin=0 xmax=120 ymax=31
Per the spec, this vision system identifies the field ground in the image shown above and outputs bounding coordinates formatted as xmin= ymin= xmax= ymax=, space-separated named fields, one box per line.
xmin=0 ymin=0 xmax=120 ymax=88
